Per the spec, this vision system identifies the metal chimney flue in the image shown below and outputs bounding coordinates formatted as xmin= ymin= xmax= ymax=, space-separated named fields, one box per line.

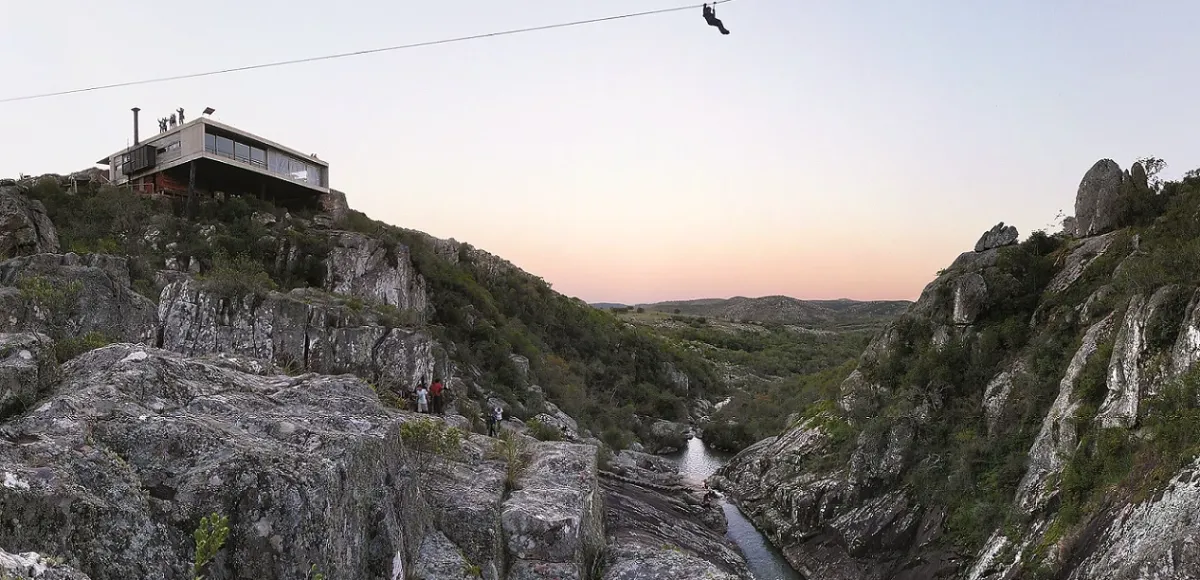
xmin=131 ymin=107 xmax=141 ymax=145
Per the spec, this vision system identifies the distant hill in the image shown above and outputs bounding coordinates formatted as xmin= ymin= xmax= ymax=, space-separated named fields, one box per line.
xmin=634 ymin=295 xmax=912 ymax=329
xmin=590 ymin=302 xmax=629 ymax=310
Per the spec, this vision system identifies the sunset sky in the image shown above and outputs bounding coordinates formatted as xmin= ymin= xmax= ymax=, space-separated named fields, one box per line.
xmin=4 ymin=0 xmax=1200 ymax=304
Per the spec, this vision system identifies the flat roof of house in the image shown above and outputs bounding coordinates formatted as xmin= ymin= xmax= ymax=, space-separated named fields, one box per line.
xmin=97 ymin=117 xmax=329 ymax=167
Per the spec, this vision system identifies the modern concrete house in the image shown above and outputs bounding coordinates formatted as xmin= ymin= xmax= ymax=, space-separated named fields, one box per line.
xmin=97 ymin=108 xmax=329 ymax=209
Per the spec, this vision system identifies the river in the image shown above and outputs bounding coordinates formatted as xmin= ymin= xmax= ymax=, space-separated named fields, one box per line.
xmin=666 ymin=437 xmax=802 ymax=580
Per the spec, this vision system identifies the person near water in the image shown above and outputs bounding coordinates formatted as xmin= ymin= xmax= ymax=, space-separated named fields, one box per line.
xmin=702 ymin=3 xmax=730 ymax=35
xmin=416 ymin=384 xmax=429 ymax=414
xmin=430 ymin=378 xmax=445 ymax=414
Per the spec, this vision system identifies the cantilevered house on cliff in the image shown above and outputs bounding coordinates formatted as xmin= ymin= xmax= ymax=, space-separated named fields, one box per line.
xmin=97 ymin=108 xmax=329 ymax=209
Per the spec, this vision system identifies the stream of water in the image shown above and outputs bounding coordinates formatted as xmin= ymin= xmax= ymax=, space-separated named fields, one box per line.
xmin=666 ymin=438 xmax=802 ymax=580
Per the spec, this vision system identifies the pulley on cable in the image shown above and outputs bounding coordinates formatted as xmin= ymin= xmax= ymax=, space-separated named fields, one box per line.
xmin=702 ymin=3 xmax=730 ymax=35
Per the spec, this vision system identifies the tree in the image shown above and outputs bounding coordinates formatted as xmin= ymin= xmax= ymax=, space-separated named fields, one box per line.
xmin=1137 ymin=156 xmax=1167 ymax=192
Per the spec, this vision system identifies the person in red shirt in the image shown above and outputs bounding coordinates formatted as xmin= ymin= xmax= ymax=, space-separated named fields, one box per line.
xmin=430 ymin=378 xmax=445 ymax=415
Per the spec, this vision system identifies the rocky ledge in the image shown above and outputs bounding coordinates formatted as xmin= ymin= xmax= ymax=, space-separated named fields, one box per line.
xmin=599 ymin=450 xmax=751 ymax=580
xmin=0 ymin=341 xmax=750 ymax=580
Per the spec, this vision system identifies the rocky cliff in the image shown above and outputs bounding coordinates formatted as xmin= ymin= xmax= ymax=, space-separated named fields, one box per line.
xmin=712 ymin=158 xmax=1200 ymax=579
xmin=0 ymin=179 xmax=746 ymax=579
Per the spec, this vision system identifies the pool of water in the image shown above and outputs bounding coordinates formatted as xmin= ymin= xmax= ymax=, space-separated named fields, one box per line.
xmin=666 ymin=438 xmax=803 ymax=580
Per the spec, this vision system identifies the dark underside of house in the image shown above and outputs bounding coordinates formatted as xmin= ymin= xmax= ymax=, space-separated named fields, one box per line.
xmin=129 ymin=158 xmax=323 ymax=211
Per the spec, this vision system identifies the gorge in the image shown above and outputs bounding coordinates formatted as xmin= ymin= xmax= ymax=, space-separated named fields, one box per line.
xmin=3 ymin=153 xmax=1200 ymax=580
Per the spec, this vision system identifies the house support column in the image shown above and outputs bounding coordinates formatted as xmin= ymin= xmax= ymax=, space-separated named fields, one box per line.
xmin=187 ymin=161 xmax=197 ymax=218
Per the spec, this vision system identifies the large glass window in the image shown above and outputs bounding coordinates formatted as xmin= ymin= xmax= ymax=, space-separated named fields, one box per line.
xmin=204 ymin=129 xmax=325 ymax=187
xmin=289 ymin=158 xmax=308 ymax=181
xmin=268 ymin=150 xmax=289 ymax=175
xmin=234 ymin=142 xmax=251 ymax=163
xmin=307 ymin=166 xmax=325 ymax=187
xmin=215 ymin=136 xmax=235 ymax=157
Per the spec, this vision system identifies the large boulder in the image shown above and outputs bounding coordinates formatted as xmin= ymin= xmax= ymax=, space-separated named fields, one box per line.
xmin=952 ymin=272 xmax=988 ymax=325
xmin=601 ymin=477 xmax=750 ymax=580
xmin=0 ymin=253 xmax=158 ymax=344
xmin=319 ymin=189 xmax=351 ymax=222
xmin=0 ymin=344 xmax=429 ymax=580
xmin=637 ymin=418 xmax=691 ymax=455
xmin=501 ymin=442 xmax=605 ymax=580
xmin=973 ymin=222 xmax=1018 ymax=252
xmin=531 ymin=402 xmax=580 ymax=440
xmin=1074 ymin=159 xmax=1128 ymax=237
xmin=0 ymin=186 xmax=59 ymax=259
xmin=424 ymin=443 xmax=510 ymax=580
xmin=0 ymin=332 xmax=56 ymax=420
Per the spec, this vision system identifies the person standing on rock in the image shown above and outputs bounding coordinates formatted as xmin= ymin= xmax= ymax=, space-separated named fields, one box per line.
xmin=430 ymin=378 xmax=445 ymax=415
xmin=487 ymin=405 xmax=502 ymax=437
xmin=416 ymin=383 xmax=429 ymax=414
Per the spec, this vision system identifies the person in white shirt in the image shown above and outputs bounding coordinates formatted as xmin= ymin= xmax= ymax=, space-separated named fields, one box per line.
xmin=416 ymin=384 xmax=429 ymax=413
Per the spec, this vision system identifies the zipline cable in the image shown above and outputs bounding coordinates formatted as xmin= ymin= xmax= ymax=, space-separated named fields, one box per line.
xmin=0 ymin=0 xmax=739 ymax=105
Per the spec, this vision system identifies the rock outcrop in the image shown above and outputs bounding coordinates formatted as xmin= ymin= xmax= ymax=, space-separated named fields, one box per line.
xmin=599 ymin=449 xmax=751 ymax=580
xmin=424 ymin=440 xmax=510 ymax=580
xmin=600 ymin=480 xmax=750 ymax=580
xmin=0 ymin=253 xmax=158 ymax=344
xmin=0 ymin=332 xmax=56 ymax=420
xmin=158 ymin=279 xmax=435 ymax=392
xmin=1074 ymin=158 xmax=1151 ymax=238
xmin=0 ymin=186 xmax=59 ymax=259
xmin=636 ymin=418 xmax=691 ymax=455
xmin=974 ymin=222 xmax=1018 ymax=252
xmin=323 ymin=230 xmax=428 ymax=315
xmin=502 ymin=442 xmax=604 ymax=580
xmin=0 ymin=344 xmax=429 ymax=580
xmin=319 ymin=189 xmax=351 ymax=222
xmin=712 ymin=157 xmax=1200 ymax=580
xmin=0 ymin=186 xmax=751 ymax=580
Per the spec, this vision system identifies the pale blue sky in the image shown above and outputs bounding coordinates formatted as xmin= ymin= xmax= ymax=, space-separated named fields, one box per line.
xmin=2 ymin=0 xmax=1198 ymax=304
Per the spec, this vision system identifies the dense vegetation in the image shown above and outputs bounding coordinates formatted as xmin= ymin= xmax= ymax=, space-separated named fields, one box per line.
xmin=630 ymin=296 xmax=912 ymax=329
xmin=703 ymin=359 xmax=859 ymax=451
xmin=19 ymin=176 xmax=723 ymax=449
xmin=614 ymin=309 xmax=882 ymax=452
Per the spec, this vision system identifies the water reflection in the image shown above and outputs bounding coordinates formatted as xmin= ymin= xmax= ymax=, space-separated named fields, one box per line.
xmin=666 ymin=438 xmax=802 ymax=580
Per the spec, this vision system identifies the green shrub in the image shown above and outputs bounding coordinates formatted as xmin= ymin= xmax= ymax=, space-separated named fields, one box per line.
xmin=600 ymin=427 xmax=634 ymax=451
xmin=526 ymin=417 xmax=563 ymax=441
xmin=492 ymin=429 xmax=531 ymax=492
xmin=17 ymin=276 xmax=82 ymax=338
xmin=192 ymin=512 xmax=230 ymax=580
xmin=198 ymin=249 xmax=278 ymax=298
xmin=54 ymin=332 xmax=113 ymax=362
xmin=399 ymin=418 xmax=464 ymax=473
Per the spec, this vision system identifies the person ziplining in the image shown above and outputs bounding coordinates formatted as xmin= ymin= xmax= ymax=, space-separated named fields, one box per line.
xmin=702 ymin=3 xmax=730 ymax=35
xmin=0 ymin=0 xmax=747 ymax=105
